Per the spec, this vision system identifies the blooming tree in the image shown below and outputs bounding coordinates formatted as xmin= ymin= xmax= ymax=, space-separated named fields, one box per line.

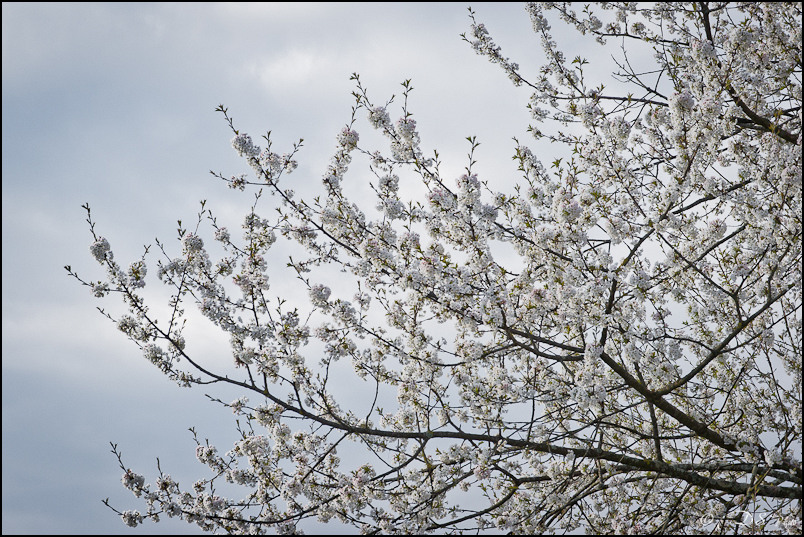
xmin=68 ymin=2 xmax=801 ymax=534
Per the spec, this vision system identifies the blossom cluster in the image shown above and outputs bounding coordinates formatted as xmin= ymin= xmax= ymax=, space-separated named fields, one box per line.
xmin=231 ymin=131 xmax=299 ymax=185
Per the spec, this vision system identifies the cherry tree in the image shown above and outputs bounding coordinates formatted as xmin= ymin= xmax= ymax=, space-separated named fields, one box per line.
xmin=69 ymin=2 xmax=801 ymax=534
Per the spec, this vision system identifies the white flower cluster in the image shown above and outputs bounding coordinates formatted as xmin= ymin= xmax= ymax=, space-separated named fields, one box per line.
xmin=368 ymin=106 xmax=391 ymax=130
xmin=231 ymin=133 xmax=259 ymax=158
xmin=90 ymin=281 xmax=110 ymax=297
xmin=337 ymin=127 xmax=359 ymax=150
xmin=229 ymin=396 xmax=248 ymax=414
xmin=127 ymin=260 xmax=146 ymax=289
xmin=122 ymin=469 xmax=145 ymax=496
xmin=309 ymin=283 xmax=331 ymax=309
xmin=669 ymin=89 xmax=695 ymax=129
xmin=121 ymin=510 xmax=143 ymax=528
xmin=90 ymin=237 xmax=111 ymax=263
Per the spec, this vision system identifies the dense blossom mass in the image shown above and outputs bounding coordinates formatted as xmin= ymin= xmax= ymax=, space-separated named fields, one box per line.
xmin=70 ymin=2 xmax=801 ymax=534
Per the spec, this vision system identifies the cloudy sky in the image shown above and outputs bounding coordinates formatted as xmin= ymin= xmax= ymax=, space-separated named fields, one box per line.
xmin=2 ymin=3 xmax=601 ymax=533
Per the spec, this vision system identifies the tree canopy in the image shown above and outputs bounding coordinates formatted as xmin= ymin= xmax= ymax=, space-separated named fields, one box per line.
xmin=70 ymin=2 xmax=801 ymax=534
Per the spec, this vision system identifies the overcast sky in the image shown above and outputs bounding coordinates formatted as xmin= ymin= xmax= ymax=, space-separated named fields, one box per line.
xmin=2 ymin=3 xmax=601 ymax=533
